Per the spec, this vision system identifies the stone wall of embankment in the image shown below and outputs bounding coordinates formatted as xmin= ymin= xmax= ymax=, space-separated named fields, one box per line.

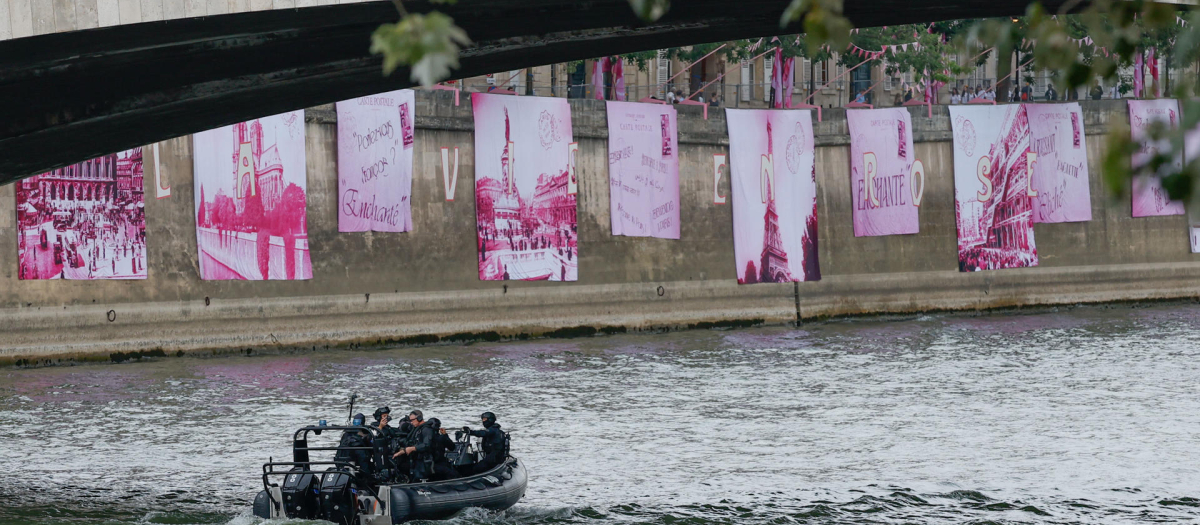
xmin=1 ymin=94 xmax=1196 ymax=362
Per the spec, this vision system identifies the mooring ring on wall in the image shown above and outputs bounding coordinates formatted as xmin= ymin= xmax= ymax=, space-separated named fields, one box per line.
xmin=657 ymin=286 xmax=665 ymax=297
xmin=204 ymin=297 xmax=210 ymax=306
xmin=106 ymin=310 xmax=116 ymax=322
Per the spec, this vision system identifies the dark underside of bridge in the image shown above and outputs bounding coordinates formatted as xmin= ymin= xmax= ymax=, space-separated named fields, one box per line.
xmin=0 ymin=0 xmax=1070 ymax=182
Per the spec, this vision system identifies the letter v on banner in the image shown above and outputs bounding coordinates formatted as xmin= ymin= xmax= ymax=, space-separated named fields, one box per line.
xmin=713 ymin=154 xmax=728 ymax=204
xmin=567 ymin=142 xmax=580 ymax=195
xmin=441 ymin=147 xmax=460 ymax=201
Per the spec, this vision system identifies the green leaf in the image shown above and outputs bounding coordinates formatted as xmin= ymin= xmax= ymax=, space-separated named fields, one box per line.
xmin=627 ymin=0 xmax=670 ymax=22
xmin=371 ymin=11 xmax=471 ymax=86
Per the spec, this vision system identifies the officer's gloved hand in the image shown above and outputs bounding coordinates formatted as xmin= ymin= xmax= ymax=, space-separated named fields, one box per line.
xmin=462 ymin=426 xmax=470 ymax=434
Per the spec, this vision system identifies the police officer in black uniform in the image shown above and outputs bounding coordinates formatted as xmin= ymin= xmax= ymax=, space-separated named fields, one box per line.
xmin=464 ymin=411 xmax=506 ymax=474
xmin=393 ymin=410 xmax=436 ymax=481
xmin=335 ymin=413 xmax=374 ymax=478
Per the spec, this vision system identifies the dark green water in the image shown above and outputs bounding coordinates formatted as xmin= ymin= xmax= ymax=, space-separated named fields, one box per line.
xmin=2 ymin=303 xmax=1200 ymax=524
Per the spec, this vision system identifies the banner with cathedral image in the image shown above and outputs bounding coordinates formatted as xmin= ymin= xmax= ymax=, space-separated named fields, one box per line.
xmin=605 ymin=101 xmax=680 ymax=239
xmin=1026 ymin=102 xmax=1092 ymax=223
xmin=950 ymin=105 xmax=1038 ymax=272
xmin=472 ymin=93 xmax=578 ymax=281
xmin=336 ymin=89 xmax=416 ymax=232
xmin=193 ymin=110 xmax=313 ymax=280
xmin=846 ymin=108 xmax=920 ymax=236
xmin=1128 ymin=99 xmax=1185 ymax=218
xmin=16 ymin=149 xmax=148 ymax=280
xmin=726 ymin=108 xmax=820 ymax=284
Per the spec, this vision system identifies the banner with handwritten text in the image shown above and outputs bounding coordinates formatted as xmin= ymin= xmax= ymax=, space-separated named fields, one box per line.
xmin=472 ymin=93 xmax=578 ymax=281
xmin=1026 ymin=103 xmax=1092 ymax=223
xmin=950 ymin=105 xmax=1038 ymax=272
xmin=336 ymin=89 xmax=415 ymax=232
xmin=726 ymin=108 xmax=820 ymax=283
xmin=846 ymin=108 xmax=920 ymax=236
xmin=605 ymin=101 xmax=680 ymax=239
xmin=1128 ymin=99 xmax=1185 ymax=218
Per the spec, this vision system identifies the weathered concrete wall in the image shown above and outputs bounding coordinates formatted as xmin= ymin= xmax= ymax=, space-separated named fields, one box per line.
xmin=2 ymin=95 xmax=1197 ymax=360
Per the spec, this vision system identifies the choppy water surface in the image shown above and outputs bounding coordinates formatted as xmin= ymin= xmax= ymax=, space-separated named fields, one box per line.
xmin=3 ymin=303 xmax=1200 ymax=524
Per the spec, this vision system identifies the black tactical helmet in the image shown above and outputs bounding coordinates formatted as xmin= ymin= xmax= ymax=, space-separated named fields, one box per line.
xmin=428 ymin=418 xmax=441 ymax=431
xmin=373 ymin=406 xmax=391 ymax=421
xmin=352 ymin=413 xmax=366 ymax=426
xmin=481 ymin=412 xmax=497 ymax=428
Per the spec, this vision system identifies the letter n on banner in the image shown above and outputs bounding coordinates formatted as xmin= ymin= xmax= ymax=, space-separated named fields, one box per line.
xmin=441 ymin=147 xmax=460 ymax=201
xmin=567 ymin=142 xmax=580 ymax=195
xmin=713 ymin=154 xmax=727 ymax=204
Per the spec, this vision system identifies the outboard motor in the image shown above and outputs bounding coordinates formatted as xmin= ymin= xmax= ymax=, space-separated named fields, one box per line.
xmin=280 ymin=467 xmax=320 ymax=519
xmin=318 ymin=469 xmax=356 ymax=525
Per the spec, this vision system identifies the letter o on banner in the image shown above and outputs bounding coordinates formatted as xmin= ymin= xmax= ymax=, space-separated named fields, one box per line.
xmin=910 ymin=159 xmax=925 ymax=207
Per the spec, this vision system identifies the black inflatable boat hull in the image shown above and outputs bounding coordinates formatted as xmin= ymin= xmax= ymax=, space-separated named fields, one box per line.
xmin=385 ymin=458 xmax=527 ymax=522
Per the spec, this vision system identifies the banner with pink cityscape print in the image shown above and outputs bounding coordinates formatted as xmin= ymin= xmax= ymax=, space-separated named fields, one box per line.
xmin=1128 ymin=99 xmax=1185 ymax=218
xmin=193 ymin=110 xmax=313 ymax=280
xmin=1026 ymin=103 xmax=1092 ymax=223
xmin=472 ymin=93 xmax=578 ymax=281
xmin=605 ymin=101 xmax=680 ymax=239
xmin=846 ymin=108 xmax=920 ymax=236
xmin=16 ymin=148 xmax=147 ymax=280
xmin=1186 ymin=114 xmax=1200 ymax=253
xmin=949 ymin=105 xmax=1038 ymax=272
xmin=336 ymin=89 xmax=415 ymax=232
xmin=726 ymin=108 xmax=820 ymax=284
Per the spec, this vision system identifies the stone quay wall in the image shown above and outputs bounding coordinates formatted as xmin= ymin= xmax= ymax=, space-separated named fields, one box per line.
xmin=1 ymin=94 xmax=1195 ymax=362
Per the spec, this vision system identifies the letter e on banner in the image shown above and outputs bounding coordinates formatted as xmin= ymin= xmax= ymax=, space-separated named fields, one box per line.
xmin=441 ymin=147 xmax=460 ymax=201
xmin=154 ymin=142 xmax=171 ymax=199
xmin=567 ymin=142 xmax=580 ymax=195
xmin=976 ymin=156 xmax=993 ymax=202
xmin=760 ymin=153 xmax=775 ymax=203
xmin=910 ymin=159 xmax=925 ymax=207
xmin=863 ymin=152 xmax=879 ymax=207
xmin=1025 ymin=152 xmax=1038 ymax=197
xmin=713 ymin=154 xmax=727 ymax=205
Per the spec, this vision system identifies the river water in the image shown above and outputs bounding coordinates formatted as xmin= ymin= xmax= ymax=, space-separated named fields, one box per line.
xmin=2 ymin=303 xmax=1200 ymax=524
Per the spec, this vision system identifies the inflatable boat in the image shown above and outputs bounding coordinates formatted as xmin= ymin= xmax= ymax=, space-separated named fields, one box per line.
xmin=252 ymin=424 xmax=527 ymax=524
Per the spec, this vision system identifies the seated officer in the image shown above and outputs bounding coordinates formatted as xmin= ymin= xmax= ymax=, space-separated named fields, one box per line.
xmin=335 ymin=413 xmax=374 ymax=478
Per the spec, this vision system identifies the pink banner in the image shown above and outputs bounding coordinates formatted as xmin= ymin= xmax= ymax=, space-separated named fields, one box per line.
xmin=336 ymin=89 xmax=415 ymax=232
xmin=1128 ymin=99 xmax=1185 ymax=217
xmin=846 ymin=108 xmax=921 ymax=236
xmin=1134 ymin=52 xmax=1144 ymax=98
xmin=771 ymin=49 xmax=784 ymax=108
xmin=605 ymin=101 xmax=680 ymax=239
xmin=472 ymin=93 xmax=578 ymax=281
xmin=726 ymin=108 xmax=820 ymax=283
xmin=16 ymin=149 xmax=148 ymax=280
xmin=950 ymin=105 xmax=1039 ymax=271
xmin=193 ymin=110 xmax=313 ymax=280
xmin=612 ymin=59 xmax=626 ymax=102
xmin=593 ymin=58 xmax=609 ymax=101
xmin=782 ymin=58 xmax=795 ymax=108
xmin=1025 ymin=102 xmax=1092 ymax=223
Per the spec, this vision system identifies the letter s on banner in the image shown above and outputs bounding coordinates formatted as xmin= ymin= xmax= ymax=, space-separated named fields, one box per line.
xmin=567 ymin=142 xmax=580 ymax=195
xmin=1025 ymin=152 xmax=1038 ymax=197
xmin=154 ymin=142 xmax=171 ymax=199
xmin=910 ymin=159 xmax=924 ymax=206
xmin=713 ymin=154 xmax=727 ymax=205
xmin=441 ymin=146 xmax=460 ymax=201
xmin=863 ymin=152 xmax=879 ymax=207
xmin=976 ymin=156 xmax=993 ymax=202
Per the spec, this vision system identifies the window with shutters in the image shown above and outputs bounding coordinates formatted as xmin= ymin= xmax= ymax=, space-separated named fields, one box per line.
xmin=740 ymin=61 xmax=752 ymax=101
xmin=836 ymin=62 xmax=846 ymax=89
xmin=802 ymin=59 xmax=812 ymax=89
xmin=763 ymin=56 xmax=774 ymax=102
xmin=883 ymin=62 xmax=893 ymax=90
xmin=656 ymin=50 xmax=670 ymax=98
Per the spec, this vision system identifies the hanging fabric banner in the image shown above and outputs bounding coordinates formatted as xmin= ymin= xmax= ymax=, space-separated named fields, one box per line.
xmin=1128 ymin=99 xmax=1185 ymax=217
xmin=771 ymin=48 xmax=784 ymax=108
xmin=335 ymin=89 xmax=415 ymax=232
xmin=1148 ymin=48 xmax=1160 ymax=97
xmin=605 ymin=101 xmax=680 ymax=239
xmin=782 ymin=57 xmax=796 ymax=108
xmin=472 ymin=93 xmax=578 ymax=281
xmin=16 ymin=149 xmax=148 ymax=280
xmin=593 ymin=58 xmax=609 ymax=100
xmin=1025 ymin=102 xmax=1092 ymax=223
xmin=949 ymin=105 xmax=1039 ymax=271
xmin=845 ymin=107 xmax=921 ymax=236
xmin=1134 ymin=52 xmax=1144 ymax=98
xmin=193 ymin=110 xmax=312 ymax=280
xmin=726 ymin=108 xmax=820 ymax=283
xmin=612 ymin=58 xmax=627 ymax=101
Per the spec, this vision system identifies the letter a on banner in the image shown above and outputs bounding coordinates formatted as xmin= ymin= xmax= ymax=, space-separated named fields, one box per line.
xmin=713 ymin=154 xmax=728 ymax=204
xmin=441 ymin=147 xmax=460 ymax=201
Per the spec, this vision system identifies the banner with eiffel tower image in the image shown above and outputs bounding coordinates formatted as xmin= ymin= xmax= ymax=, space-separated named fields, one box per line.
xmin=726 ymin=108 xmax=820 ymax=284
xmin=472 ymin=93 xmax=578 ymax=281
